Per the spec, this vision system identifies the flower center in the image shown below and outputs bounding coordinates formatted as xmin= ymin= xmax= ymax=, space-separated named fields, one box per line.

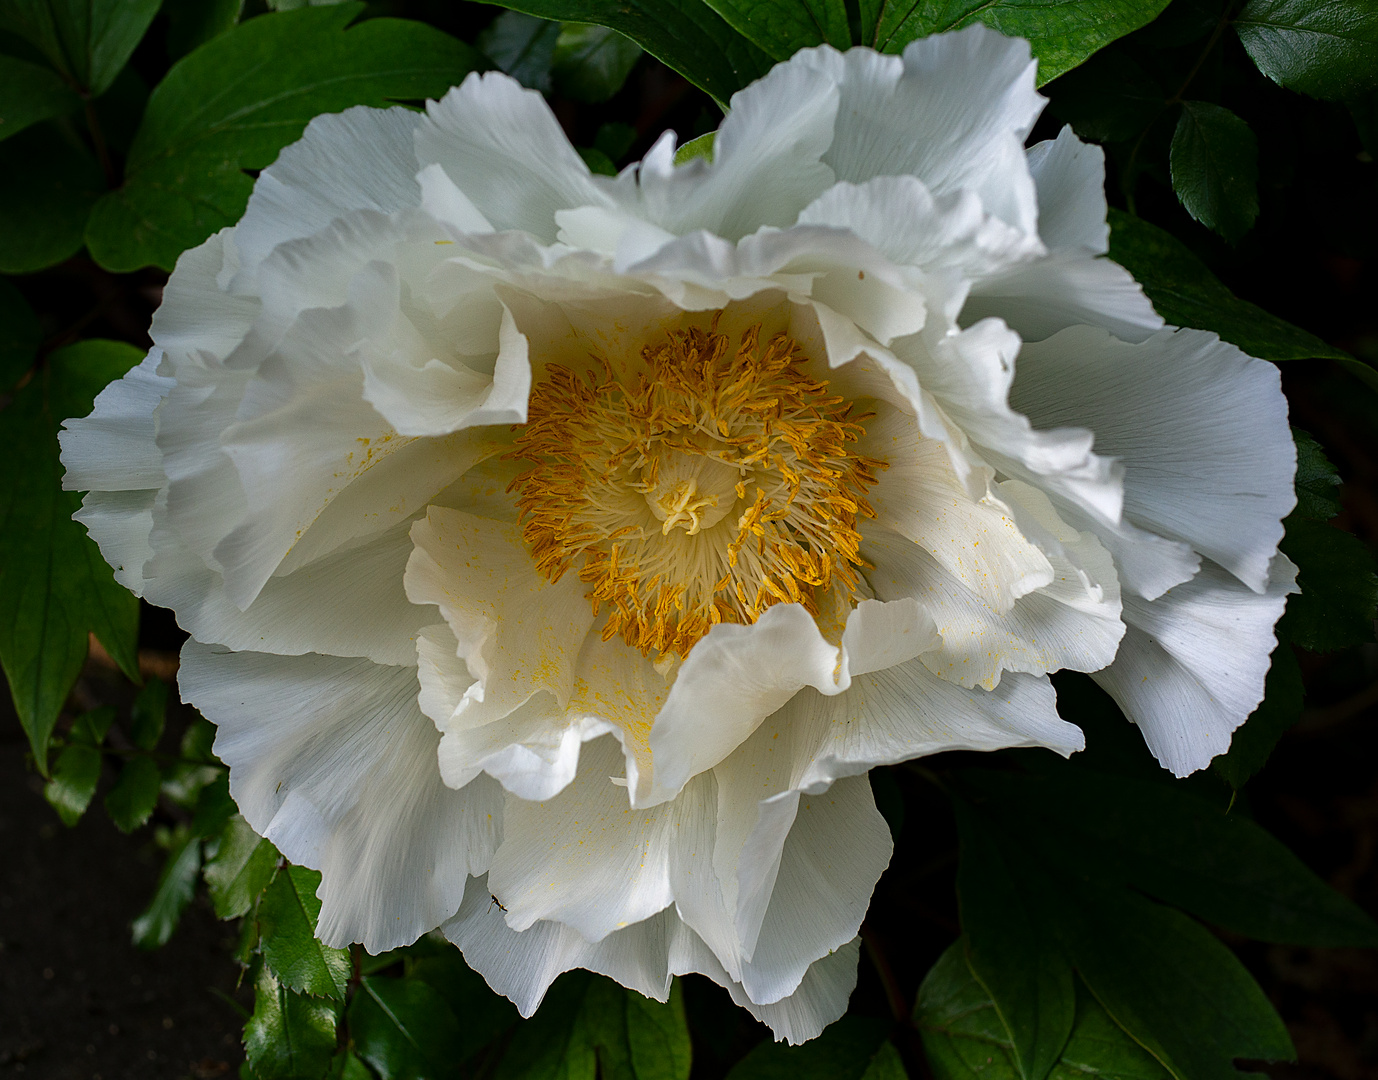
xmin=508 ymin=318 xmax=885 ymax=659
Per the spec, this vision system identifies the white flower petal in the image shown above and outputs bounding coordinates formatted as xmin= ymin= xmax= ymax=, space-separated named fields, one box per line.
xmin=60 ymin=348 xmax=172 ymax=492
xmin=416 ymin=72 xmax=612 ymax=243
xmin=1027 ymin=126 xmax=1110 ymax=253
xmin=72 ymin=490 xmax=157 ymax=595
xmin=180 ymin=642 xmax=501 ymax=953
xmin=1094 ymin=556 xmax=1298 ymax=777
xmin=1011 ymin=326 xmax=1296 ymax=592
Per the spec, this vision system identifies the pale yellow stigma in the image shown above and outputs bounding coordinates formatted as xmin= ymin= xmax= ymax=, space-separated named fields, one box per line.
xmin=507 ymin=318 xmax=885 ymax=659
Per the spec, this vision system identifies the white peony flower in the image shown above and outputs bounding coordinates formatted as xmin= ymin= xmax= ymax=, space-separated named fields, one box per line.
xmin=60 ymin=25 xmax=1297 ymax=1042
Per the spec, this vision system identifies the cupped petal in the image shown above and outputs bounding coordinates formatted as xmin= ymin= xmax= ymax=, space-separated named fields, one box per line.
xmin=180 ymin=642 xmax=501 ymax=953
xmin=416 ymin=72 xmax=612 ymax=243
xmin=1094 ymin=556 xmax=1298 ymax=777
xmin=1011 ymin=326 xmax=1296 ymax=593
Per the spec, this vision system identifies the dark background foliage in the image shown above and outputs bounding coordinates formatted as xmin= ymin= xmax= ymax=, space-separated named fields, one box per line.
xmin=2 ymin=0 xmax=1377 ymax=1078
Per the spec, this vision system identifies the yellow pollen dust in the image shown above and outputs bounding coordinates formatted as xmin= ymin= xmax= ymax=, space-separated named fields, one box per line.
xmin=507 ymin=318 xmax=886 ymax=659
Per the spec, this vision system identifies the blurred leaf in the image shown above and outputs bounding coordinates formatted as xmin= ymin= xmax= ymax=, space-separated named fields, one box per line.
xmin=485 ymin=1 xmax=772 ymax=106
xmin=1105 ymin=210 xmax=1365 ymax=370
xmin=259 ymin=865 xmax=351 ymax=1000
xmin=726 ymin=1016 xmax=900 ymax=1079
xmin=190 ymin=768 xmax=238 ymax=839
xmin=245 ymin=963 xmax=341 ymax=1080
xmin=1046 ymin=50 xmax=1164 ymax=143
xmin=627 ymin=981 xmax=693 ymax=1080
xmin=578 ymin=146 xmax=617 ymax=174
xmin=330 ymin=1049 xmax=375 ymax=1080
xmin=0 ymin=55 xmax=82 ymax=141
xmin=408 ymin=952 xmax=519 ymax=1060
xmin=0 ymin=339 xmax=142 ymax=772
xmin=595 ymin=121 xmax=637 ymax=162
xmin=1213 ymin=645 xmax=1304 ymax=789
xmin=349 ymin=975 xmax=467 ymax=1080
xmin=132 ymin=830 xmax=202 ymax=948
xmin=916 ymin=942 xmax=1173 ymax=1080
xmin=88 ymin=63 xmax=147 ymax=154
xmin=43 ymin=741 xmax=102 ymax=825
xmin=129 ymin=677 xmax=168 ymax=750
xmin=205 ymin=814 xmax=279 ymax=919
xmin=84 ymin=3 xmax=485 ymax=272
xmin=478 ymin=10 xmax=561 ymax=91
xmin=164 ymin=0 xmax=242 ymax=58
xmin=0 ymin=0 xmax=160 ymax=94
xmin=103 ymin=754 xmax=161 ymax=832
xmin=0 ymin=123 xmax=105 ymax=273
xmin=870 ymin=0 xmax=1172 ymax=85
xmin=0 ymin=277 xmax=40 ymax=391
xmin=495 ymin=972 xmax=597 ymax=1080
xmin=673 ymin=130 xmax=715 ymax=164
xmin=1236 ymin=0 xmax=1378 ymax=101
xmin=1278 ymin=518 xmax=1378 ymax=652
xmin=1169 ymin=101 xmax=1259 ymax=243
xmin=553 ymin=23 xmax=643 ymax=102
xmin=699 ymin=0 xmax=851 ymax=60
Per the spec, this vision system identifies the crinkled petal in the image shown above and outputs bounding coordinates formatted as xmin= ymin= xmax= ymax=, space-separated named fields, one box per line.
xmin=72 ymin=490 xmax=158 ymax=595
xmin=180 ymin=642 xmax=501 ymax=953
xmin=60 ymin=348 xmax=172 ymax=492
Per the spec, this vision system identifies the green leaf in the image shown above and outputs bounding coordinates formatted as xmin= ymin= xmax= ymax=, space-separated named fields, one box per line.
xmin=164 ymin=0 xmax=242 ymax=59
xmin=330 ymin=1049 xmax=376 ymax=1080
xmin=485 ymin=0 xmax=772 ymax=106
xmin=870 ymin=0 xmax=1172 ymax=85
xmin=1105 ymin=210 xmax=1360 ymax=364
xmin=43 ymin=741 xmax=103 ymax=826
xmin=954 ymin=798 xmax=1074 ymax=1080
xmin=204 ymin=814 xmax=280 ymax=919
xmin=84 ymin=3 xmax=486 ymax=272
xmin=0 ymin=339 xmax=142 ymax=772
xmin=132 ymin=831 xmax=202 ymax=948
xmin=726 ymin=1016 xmax=900 ymax=1079
xmin=553 ymin=23 xmax=643 ymax=102
xmin=1235 ymin=0 xmax=1378 ymax=101
xmin=699 ymin=0 xmax=851 ymax=60
xmin=103 ymin=754 xmax=162 ymax=832
xmin=1290 ymin=430 xmax=1344 ymax=521
xmin=1278 ymin=518 xmax=1378 ymax=653
xmin=626 ymin=981 xmax=693 ymax=1080
xmin=0 ymin=276 xmax=40 ymax=391
xmin=1213 ymin=645 xmax=1304 ymax=789
xmin=407 ymin=952 xmax=519 ymax=1061
xmin=673 ymin=130 xmax=715 ymax=164
xmin=0 ymin=0 xmax=160 ymax=94
xmin=478 ymin=10 xmax=561 ymax=91
xmin=1169 ymin=101 xmax=1259 ymax=243
xmin=595 ymin=122 xmax=637 ymax=162
xmin=245 ymin=963 xmax=342 ymax=1080
xmin=259 ymin=866 xmax=351 ymax=1000
xmin=495 ymin=973 xmax=598 ymax=1080
xmin=915 ymin=942 xmax=1173 ymax=1080
xmin=0 ymin=55 xmax=82 ymax=142
xmin=130 ymin=676 xmax=169 ymax=750
xmin=349 ymin=975 xmax=467 ymax=1080
xmin=0 ymin=123 xmax=105 ymax=273
xmin=190 ymin=768 xmax=238 ymax=839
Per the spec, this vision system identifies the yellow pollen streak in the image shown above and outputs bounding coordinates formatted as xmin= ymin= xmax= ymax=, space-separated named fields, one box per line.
xmin=507 ymin=318 xmax=886 ymax=659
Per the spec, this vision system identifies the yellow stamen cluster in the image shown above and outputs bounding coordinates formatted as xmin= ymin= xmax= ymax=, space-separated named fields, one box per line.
xmin=508 ymin=319 xmax=885 ymax=659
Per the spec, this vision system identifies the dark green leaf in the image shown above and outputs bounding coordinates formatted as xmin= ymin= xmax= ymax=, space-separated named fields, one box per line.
xmin=594 ymin=121 xmax=637 ymax=162
xmin=1045 ymin=51 xmax=1165 ymax=143
xmin=164 ymin=0 xmax=242 ymax=59
xmin=870 ymin=0 xmax=1172 ymax=85
xmin=259 ymin=865 xmax=351 ymax=1000
xmin=0 ymin=277 xmax=40 ymax=391
xmin=486 ymin=0 xmax=772 ymax=106
xmin=1213 ymin=646 xmax=1304 ymax=789
xmin=349 ymin=975 xmax=467 ymax=1080
xmin=579 ymin=146 xmax=618 ymax=174
xmin=204 ymin=814 xmax=280 ymax=919
xmin=478 ymin=10 xmax=560 ymax=91
xmin=132 ymin=831 xmax=202 ymax=948
xmin=245 ymin=963 xmax=341 ymax=1080
xmin=0 ymin=339 xmax=142 ymax=771
xmin=43 ymin=741 xmax=102 ymax=826
xmin=103 ymin=754 xmax=161 ymax=832
xmin=915 ymin=942 xmax=1172 ymax=1080
xmin=0 ymin=123 xmax=105 ymax=273
xmin=954 ymin=799 xmax=1074 ymax=1080
xmin=726 ymin=1016 xmax=899 ymax=1079
xmin=1278 ymin=518 xmax=1378 ymax=653
xmin=190 ymin=768 xmax=238 ymax=839
xmin=1236 ymin=0 xmax=1378 ymax=101
xmin=553 ymin=23 xmax=643 ymax=102
xmin=84 ymin=3 xmax=486 ymax=272
xmin=0 ymin=55 xmax=82 ymax=141
xmin=330 ymin=1049 xmax=376 ymax=1080
xmin=129 ymin=675 xmax=168 ymax=749
xmin=1290 ymin=430 xmax=1344 ymax=521
xmin=0 ymin=0 xmax=160 ymax=94
xmin=495 ymin=973 xmax=596 ymax=1080
xmin=408 ymin=952 xmax=519 ymax=1061
xmin=699 ymin=0 xmax=851 ymax=60
xmin=1105 ymin=210 xmax=1356 ymax=363
xmin=627 ymin=981 xmax=693 ymax=1080
xmin=1169 ymin=101 xmax=1259 ymax=243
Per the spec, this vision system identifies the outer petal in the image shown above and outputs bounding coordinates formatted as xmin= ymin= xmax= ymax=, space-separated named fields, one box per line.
xmin=180 ymin=642 xmax=501 ymax=953
xmin=1011 ymin=326 xmax=1296 ymax=593
xmin=1094 ymin=557 xmax=1298 ymax=777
